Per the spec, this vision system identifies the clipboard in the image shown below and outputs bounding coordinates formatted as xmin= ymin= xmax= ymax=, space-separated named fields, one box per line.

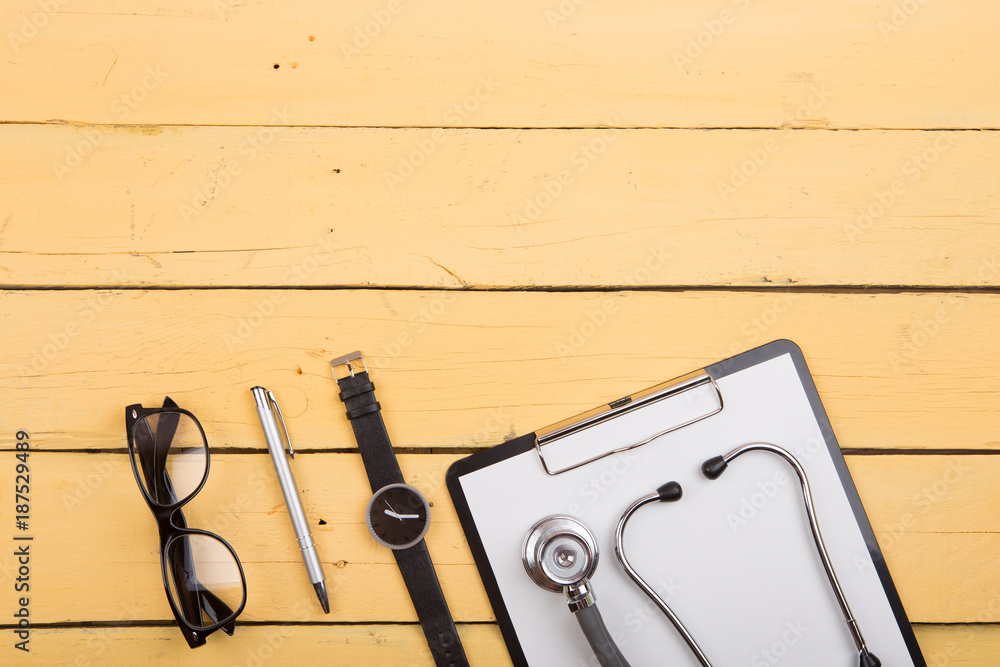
xmin=446 ymin=340 xmax=926 ymax=666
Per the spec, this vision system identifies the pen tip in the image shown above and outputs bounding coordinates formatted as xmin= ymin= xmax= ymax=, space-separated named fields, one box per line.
xmin=314 ymin=581 xmax=330 ymax=614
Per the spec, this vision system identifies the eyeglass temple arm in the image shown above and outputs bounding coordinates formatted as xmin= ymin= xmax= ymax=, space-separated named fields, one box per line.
xmin=152 ymin=409 xmax=181 ymax=502
xmin=129 ymin=400 xmax=237 ymax=644
xmin=169 ymin=510 xmax=237 ymax=631
xmin=199 ymin=588 xmax=236 ymax=634
xmin=158 ymin=405 xmax=236 ymax=636
xmin=134 ymin=418 xmax=160 ymax=498
xmin=130 ymin=398 xmax=183 ymax=503
xmin=169 ymin=526 xmax=203 ymax=627
xmin=135 ymin=419 xmax=179 ymax=505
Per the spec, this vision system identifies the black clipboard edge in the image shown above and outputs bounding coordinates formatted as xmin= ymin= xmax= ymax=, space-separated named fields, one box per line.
xmin=447 ymin=339 xmax=926 ymax=667
xmin=446 ymin=431 xmax=536 ymax=666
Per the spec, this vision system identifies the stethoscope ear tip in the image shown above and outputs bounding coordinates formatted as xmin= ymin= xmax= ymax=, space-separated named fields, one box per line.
xmin=701 ymin=455 xmax=728 ymax=480
xmin=656 ymin=481 xmax=683 ymax=502
xmin=860 ymin=653 xmax=881 ymax=667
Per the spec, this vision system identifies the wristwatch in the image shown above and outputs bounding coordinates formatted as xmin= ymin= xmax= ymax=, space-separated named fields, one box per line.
xmin=331 ymin=351 xmax=469 ymax=667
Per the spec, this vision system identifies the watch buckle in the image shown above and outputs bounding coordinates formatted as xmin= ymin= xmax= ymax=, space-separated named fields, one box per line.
xmin=331 ymin=350 xmax=368 ymax=385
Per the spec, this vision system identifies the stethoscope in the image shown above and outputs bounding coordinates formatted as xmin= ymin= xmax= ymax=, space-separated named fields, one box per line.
xmin=521 ymin=443 xmax=882 ymax=667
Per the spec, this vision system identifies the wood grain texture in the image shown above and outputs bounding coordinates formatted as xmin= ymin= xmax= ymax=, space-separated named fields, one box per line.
xmin=0 ymin=452 xmax=995 ymax=625
xmin=1 ymin=125 xmax=997 ymax=288
xmin=1 ymin=624 xmax=997 ymax=666
xmin=3 ymin=1 xmax=994 ymax=663
xmin=2 ymin=290 xmax=997 ymax=452
xmin=0 ymin=625 xmax=513 ymax=666
xmin=1 ymin=1 xmax=997 ymax=128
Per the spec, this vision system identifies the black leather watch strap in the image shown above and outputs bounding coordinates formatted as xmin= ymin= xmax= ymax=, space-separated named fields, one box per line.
xmin=395 ymin=541 xmax=468 ymax=666
xmin=334 ymin=355 xmax=469 ymax=667
xmin=337 ymin=370 xmax=405 ymax=492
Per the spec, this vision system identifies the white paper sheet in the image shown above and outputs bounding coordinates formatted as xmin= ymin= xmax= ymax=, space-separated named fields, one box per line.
xmin=459 ymin=353 xmax=916 ymax=666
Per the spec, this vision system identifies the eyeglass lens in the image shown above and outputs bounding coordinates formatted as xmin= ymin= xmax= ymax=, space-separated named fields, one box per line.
xmin=165 ymin=533 xmax=245 ymax=629
xmin=133 ymin=412 xmax=207 ymax=506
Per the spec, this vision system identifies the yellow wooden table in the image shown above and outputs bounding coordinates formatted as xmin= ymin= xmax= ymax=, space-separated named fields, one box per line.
xmin=1 ymin=1 xmax=998 ymax=664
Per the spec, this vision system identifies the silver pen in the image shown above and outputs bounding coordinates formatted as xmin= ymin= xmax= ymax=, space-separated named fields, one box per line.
xmin=251 ymin=386 xmax=330 ymax=613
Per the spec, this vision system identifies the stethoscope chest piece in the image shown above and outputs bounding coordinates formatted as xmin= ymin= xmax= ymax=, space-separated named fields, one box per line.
xmin=522 ymin=515 xmax=599 ymax=593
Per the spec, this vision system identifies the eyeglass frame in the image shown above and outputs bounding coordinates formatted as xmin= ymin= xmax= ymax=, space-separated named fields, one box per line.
xmin=125 ymin=397 xmax=248 ymax=648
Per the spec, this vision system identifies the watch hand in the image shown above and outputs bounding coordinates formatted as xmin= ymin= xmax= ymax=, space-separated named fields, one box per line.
xmin=383 ymin=508 xmax=403 ymax=521
xmin=396 ymin=513 xmax=420 ymax=520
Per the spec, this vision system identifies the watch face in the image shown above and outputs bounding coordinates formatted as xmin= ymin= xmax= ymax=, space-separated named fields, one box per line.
xmin=366 ymin=484 xmax=431 ymax=550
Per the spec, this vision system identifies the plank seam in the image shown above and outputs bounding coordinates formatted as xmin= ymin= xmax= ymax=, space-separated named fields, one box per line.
xmin=0 ymin=621 xmax=993 ymax=630
xmin=5 ymin=448 xmax=998 ymax=456
xmin=1 ymin=121 xmax=998 ymax=131
xmin=0 ymin=621 xmax=500 ymax=630
xmin=2 ymin=285 xmax=1000 ymax=294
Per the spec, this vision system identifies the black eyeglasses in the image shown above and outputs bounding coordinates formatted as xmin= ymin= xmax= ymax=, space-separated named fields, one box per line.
xmin=125 ymin=397 xmax=247 ymax=648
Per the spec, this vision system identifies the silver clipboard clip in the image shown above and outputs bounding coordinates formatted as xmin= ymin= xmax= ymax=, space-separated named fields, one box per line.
xmin=534 ymin=370 xmax=724 ymax=475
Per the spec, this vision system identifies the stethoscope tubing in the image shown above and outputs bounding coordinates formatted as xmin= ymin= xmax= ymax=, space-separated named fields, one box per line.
xmin=615 ymin=493 xmax=713 ymax=667
xmin=614 ymin=442 xmax=879 ymax=667
xmin=715 ymin=443 xmax=875 ymax=662
xmin=528 ymin=441 xmax=880 ymax=667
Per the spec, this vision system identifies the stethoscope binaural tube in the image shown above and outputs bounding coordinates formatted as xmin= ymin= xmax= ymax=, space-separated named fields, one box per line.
xmin=615 ymin=481 xmax=713 ymax=667
xmin=702 ymin=443 xmax=882 ymax=667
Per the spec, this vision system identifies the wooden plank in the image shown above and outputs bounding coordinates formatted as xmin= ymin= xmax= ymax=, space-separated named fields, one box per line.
xmin=1 ymin=1 xmax=997 ymax=128
xmin=0 ymin=625 xmax=513 ymax=666
xmin=1 ymin=624 xmax=996 ymax=666
xmin=2 ymin=125 xmax=997 ymax=288
xmin=1 ymin=624 xmax=998 ymax=666
xmin=0 ymin=452 xmax=996 ymax=624
xmin=0 ymin=452 xmax=490 ymax=625
xmin=913 ymin=625 xmax=1000 ymax=667
xmin=1 ymin=290 xmax=998 ymax=452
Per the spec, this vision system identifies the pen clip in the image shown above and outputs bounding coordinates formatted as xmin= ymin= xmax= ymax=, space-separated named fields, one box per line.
xmin=266 ymin=389 xmax=295 ymax=459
